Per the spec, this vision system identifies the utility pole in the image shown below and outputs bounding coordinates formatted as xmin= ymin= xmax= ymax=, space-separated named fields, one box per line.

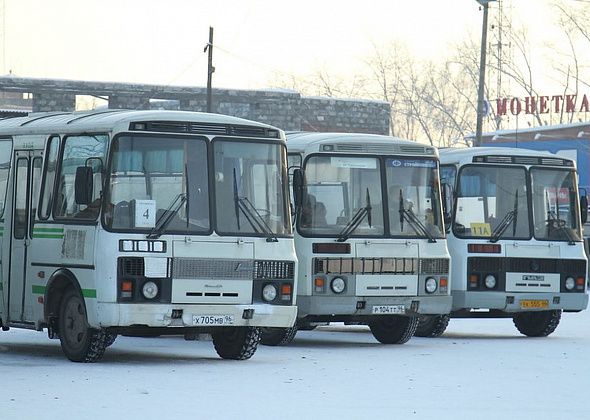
xmin=474 ymin=0 xmax=496 ymax=147
xmin=204 ymin=26 xmax=215 ymax=113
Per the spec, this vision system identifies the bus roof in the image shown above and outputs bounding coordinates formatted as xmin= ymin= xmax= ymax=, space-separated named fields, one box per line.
xmin=0 ymin=109 xmax=284 ymax=139
xmin=440 ymin=146 xmax=576 ymax=168
xmin=286 ymin=131 xmax=437 ymax=157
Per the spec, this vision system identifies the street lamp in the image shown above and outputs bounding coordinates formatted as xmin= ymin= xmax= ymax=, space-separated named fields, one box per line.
xmin=474 ymin=0 xmax=496 ymax=147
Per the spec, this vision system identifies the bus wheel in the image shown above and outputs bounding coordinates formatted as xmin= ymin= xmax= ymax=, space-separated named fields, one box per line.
xmin=260 ymin=327 xmax=298 ymax=346
xmin=369 ymin=315 xmax=418 ymax=344
xmin=58 ymin=288 xmax=107 ymax=362
xmin=513 ymin=310 xmax=562 ymax=337
xmin=104 ymin=333 xmax=117 ymax=347
xmin=414 ymin=315 xmax=450 ymax=338
xmin=212 ymin=327 xmax=261 ymax=360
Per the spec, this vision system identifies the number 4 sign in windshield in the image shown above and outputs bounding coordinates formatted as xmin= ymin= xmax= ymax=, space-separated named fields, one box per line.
xmin=134 ymin=199 xmax=156 ymax=228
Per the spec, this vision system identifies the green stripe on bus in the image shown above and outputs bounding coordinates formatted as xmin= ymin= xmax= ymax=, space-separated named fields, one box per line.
xmin=32 ymin=285 xmax=45 ymax=295
xmin=33 ymin=227 xmax=64 ymax=232
xmin=32 ymin=234 xmax=64 ymax=239
xmin=32 ymin=285 xmax=96 ymax=299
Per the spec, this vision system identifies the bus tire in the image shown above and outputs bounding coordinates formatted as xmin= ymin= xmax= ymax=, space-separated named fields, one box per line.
xmin=260 ymin=326 xmax=298 ymax=346
xmin=369 ymin=315 xmax=418 ymax=344
xmin=414 ymin=314 xmax=450 ymax=337
xmin=58 ymin=288 xmax=108 ymax=362
xmin=513 ymin=310 xmax=562 ymax=337
xmin=212 ymin=327 xmax=261 ymax=360
xmin=105 ymin=333 xmax=117 ymax=347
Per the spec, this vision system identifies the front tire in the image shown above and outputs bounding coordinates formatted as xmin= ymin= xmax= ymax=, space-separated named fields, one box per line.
xmin=513 ymin=310 xmax=562 ymax=337
xmin=415 ymin=315 xmax=450 ymax=338
xmin=212 ymin=327 xmax=261 ymax=360
xmin=369 ymin=315 xmax=418 ymax=344
xmin=260 ymin=326 xmax=298 ymax=346
xmin=58 ymin=288 xmax=108 ymax=362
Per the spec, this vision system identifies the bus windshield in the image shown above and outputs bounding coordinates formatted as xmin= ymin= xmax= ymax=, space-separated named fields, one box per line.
xmin=299 ymin=155 xmax=443 ymax=239
xmin=300 ymin=155 xmax=384 ymax=237
xmin=105 ymin=135 xmax=211 ymax=234
xmin=385 ymin=158 xmax=444 ymax=239
xmin=105 ymin=136 xmax=290 ymax=237
xmin=214 ymin=139 xmax=290 ymax=237
xmin=531 ymin=167 xmax=582 ymax=242
xmin=454 ymin=165 xmax=530 ymax=240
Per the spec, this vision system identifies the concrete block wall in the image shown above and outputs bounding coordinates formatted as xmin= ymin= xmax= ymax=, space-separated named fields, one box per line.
xmin=0 ymin=77 xmax=390 ymax=135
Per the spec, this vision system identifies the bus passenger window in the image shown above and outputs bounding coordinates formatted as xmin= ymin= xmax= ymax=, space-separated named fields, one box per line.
xmin=54 ymin=135 xmax=108 ymax=220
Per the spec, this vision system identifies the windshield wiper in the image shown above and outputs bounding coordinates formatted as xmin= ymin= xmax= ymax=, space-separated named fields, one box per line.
xmin=336 ymin=188 xmax=372 ymax=242
xmin=147 ymin=193 xmax=187 ymax=239
xmin=233 ymin=168 xmax=278 ymax=242
xmin=545 ymin=189 xmax=576 ymax=245
xmin=398 ymin=190 xmax=436 ymax=243
xmin=490 ymin=190 xmax=518 ymax=243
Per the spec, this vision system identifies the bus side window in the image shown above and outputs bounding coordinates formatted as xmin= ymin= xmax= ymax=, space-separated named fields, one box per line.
xmin=0 ymin=139 xmax=13 ymax=220
xmin=54 ymin=134 xmax=108 ymax=220
xmin=39 ymin=136 xmax=60 ymax=220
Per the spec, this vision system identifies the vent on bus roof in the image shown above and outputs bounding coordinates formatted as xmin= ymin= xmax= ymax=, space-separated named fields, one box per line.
xmin=400 ymin=145 xmax=429 ymax=154
xmin=473 ymin=155 xmax=573 ymax=167
xmin=513 ymin=156 xmax=538 ymax=165
xmin=332 ymin=143 xmax=432 ymax=155
xmin=130 ymin=121 xmax=280 ymax=138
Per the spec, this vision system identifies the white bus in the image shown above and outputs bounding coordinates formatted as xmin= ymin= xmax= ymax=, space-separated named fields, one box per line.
xmin=0 ymin=110 xmax=297 ymax=362
xmin=261 ymin=132 xmax=451 ymax=345
xmin=417 ymin=147 xmax=588 ymax=337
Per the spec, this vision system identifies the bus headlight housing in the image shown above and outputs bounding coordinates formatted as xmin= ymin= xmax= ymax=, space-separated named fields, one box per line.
xmin=330 ymin=277 xmax=346 ymax=294
xmin=425 ymin=277 xmax=438 ymax=294
xmin=262 ymin=284 xmax=278 ymax=302
xmin=142 ymin=281 xmax=159 ymax=299
xmin=565 ymin=276 xmax=576 ymax=291
xmin=484 ymin=274 xmax=497 ymax=289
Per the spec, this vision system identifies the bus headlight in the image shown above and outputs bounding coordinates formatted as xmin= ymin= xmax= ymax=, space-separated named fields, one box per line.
xmin=425 ymin=277 xmax=438 ymax=294
xmin=484 ymin=274 xmax=497 ymax=289
xmin=142 ymin=281 xmax=159 ymax=299
xmin=565 ymin=276 xmax=576 ymax=291
xmin=330 ymin=277 xmax=346 ymax=294
xmin=262 ymin=284 xmax=278 ymax=302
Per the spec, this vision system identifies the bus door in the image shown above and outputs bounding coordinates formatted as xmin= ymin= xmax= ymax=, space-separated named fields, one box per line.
xmin=8 ymin=150 xmax=42 ymax=322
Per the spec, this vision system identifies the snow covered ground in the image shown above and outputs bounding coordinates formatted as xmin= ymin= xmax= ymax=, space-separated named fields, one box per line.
xmin=1 ymin=310 xmax=589 ymax=420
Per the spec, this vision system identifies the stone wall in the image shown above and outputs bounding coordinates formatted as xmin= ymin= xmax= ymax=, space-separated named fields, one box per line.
xmin=0 ymin=77 xmax=390 ymax=134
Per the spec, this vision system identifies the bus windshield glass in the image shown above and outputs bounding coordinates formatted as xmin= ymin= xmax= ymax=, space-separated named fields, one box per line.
xmin=531 ymin=167 xmax=581 ymax=242
xmin=105 ymin=135 xmax=210 ymax=234
xmin=454 ymin=165 xmax=530 ymax=239
xmin=299 ymin=155 xmax=384 ymax=237
xmin=214 ymin=139 xmax=290 ymax=237
xmin=385 ymin=158 xmax=444 ymax=239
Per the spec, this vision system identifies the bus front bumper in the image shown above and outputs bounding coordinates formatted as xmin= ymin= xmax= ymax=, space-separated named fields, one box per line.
xmin=452 ymin=291 xmax=589 ymax=313
xmin=95 ymin=303 xmax=297 ymax=329
xmin=296 ymin=295 xmax=452 ymax=318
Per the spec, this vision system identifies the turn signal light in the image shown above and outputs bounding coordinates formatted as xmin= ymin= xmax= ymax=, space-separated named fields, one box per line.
xmin=440 ymin=278 xmax=448 ymax=288
xmin=576 ymin=277 xmax=585 ymax=286
xmin=121 ymin=280 xmax=133 ymax=298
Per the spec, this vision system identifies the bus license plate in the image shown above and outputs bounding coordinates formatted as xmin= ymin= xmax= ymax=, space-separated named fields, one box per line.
xmin=193 ymin=315 xmax=235 ymax=326
xmin=372 ymin=305 xmax=405 ymax=315
xmin=519 ymin=299 xmax=549 ymax=309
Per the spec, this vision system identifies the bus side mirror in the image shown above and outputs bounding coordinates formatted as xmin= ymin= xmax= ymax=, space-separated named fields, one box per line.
xmin=441 ymin=182 xmax=453 ymax=227
xmin=580 ymin=193 xmax=588 ymax=224
xmin=292 ymin=168 xmax=305 ymax=209
xmin=75 ymin=166 xmax=93 ymax=205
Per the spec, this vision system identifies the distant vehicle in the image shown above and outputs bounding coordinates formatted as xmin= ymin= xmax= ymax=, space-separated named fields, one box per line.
xmin=417 ymin=147 xmax=589 ymax=337
xmin=0 ymin=110 xmax=297 ymax=362
xmin=260 ymin=132 xmax=451 ymax=346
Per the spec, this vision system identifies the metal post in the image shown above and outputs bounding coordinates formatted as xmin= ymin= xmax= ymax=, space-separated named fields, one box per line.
xmin=205 ymin=26 xmax=214 ymax=113
xmin=475 ymin=1 xmax=494 ymax=147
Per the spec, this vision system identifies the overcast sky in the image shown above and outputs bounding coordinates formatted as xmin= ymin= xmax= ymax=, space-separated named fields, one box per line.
xmin=0 ymin=0 xmax=561 ymax=91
